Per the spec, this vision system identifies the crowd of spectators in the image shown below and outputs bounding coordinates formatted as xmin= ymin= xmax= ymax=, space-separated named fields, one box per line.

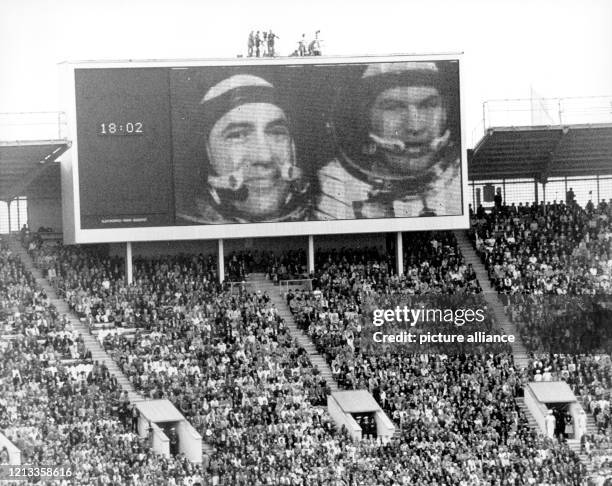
xmin=224 ymin=249 xmax=306 ymax=283
xmin=290 ymin=235 xmax=492 ymax=359
xmin=28 ymin=242 xmax=418 ymax=484
xmin=471 ymin=199 xmax=612 ymax=480
xmin=291 ymin=235 xmax=504 ymax=379
xmin=284 ymin=236 xmax=591 ymax=483
xmin=0 ymin=239 xmax=202 ymax=485
xmin=471 ymin=199 xmax=612 ymax=353
xmin=14 ymin=226 xmax=610 ymax=483
xmin=472 ymin=199 xmax=611 ymax=296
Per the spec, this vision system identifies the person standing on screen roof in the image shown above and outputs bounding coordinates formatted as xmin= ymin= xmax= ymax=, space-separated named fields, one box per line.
xmin=298 ymin=34 xmax=307 ymax=56
xmin=262 ymin=31 xmax=268 ymax=56
xmin=267 ymin=30 xmax=278 ymax=57
xmin=255 ymin=31 xmax=262 ymax=57
xmin=178 ymin=74 xmax=309 ymax=224
xmin=316 ymin=61 xmax=462 ymax=220
xmin=247 ymin=31 xmax=255 ymax=57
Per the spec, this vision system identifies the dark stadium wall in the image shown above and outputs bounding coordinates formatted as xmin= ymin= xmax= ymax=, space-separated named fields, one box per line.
xmin=107 ymin=233 xmax=385 ymax=258
xmin=26 ymin=166 xmax=63 ymax=232
xmin=108 ymin=240 xmax=218 ymax=257
xmin=27 ymin=197 xmax=63 ymax=232
xmin=314 ymin=233 xmax=386 ymax=251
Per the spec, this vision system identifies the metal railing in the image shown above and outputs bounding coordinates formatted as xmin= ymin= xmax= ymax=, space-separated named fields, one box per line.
xmin=226 ymin=280 xmax=256 ymax=295
xmin=0 ymin=111 xmax=67 ymax=142
xmin=279 ymin=278 xmax=313 ymax=295
xmin=482 ymin=96 xmax=612 ymax=131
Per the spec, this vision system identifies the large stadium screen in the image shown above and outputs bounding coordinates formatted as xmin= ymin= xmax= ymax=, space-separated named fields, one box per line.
xmin=63 ymin=55 xmax=468 ymax=243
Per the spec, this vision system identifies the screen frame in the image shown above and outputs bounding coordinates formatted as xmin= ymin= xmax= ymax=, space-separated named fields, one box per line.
xmin=61 ymin=53 xmax=469 ymax=244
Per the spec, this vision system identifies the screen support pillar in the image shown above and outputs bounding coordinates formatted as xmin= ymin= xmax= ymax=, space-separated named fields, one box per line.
xmin=307 ymin=235 xmax=314 ymax=274
xmin=125 ymin=242 xmax=133 ymax=285
xmin=218 ymin=239 xmax=225 ymax=283
xmin=396 ymin=232 xmax=403 ymax=277
xmin=7 ymin=200 xmax=11 ymax=234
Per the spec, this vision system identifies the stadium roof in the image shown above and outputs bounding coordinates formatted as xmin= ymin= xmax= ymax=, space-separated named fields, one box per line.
xmin=0 ymin=140 xmax=69 ymax=202
xmin=469 ymin=123 xmax=612 ymax=181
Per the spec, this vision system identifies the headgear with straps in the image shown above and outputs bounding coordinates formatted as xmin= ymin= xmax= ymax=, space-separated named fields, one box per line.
xmin=329 ymin=61 xmax=459 ymax=193
xmin=200 ymin=74 xmax=308 ymax=221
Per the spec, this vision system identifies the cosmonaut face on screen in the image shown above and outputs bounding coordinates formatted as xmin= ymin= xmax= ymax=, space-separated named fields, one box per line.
xmin=368 ymin=85 xmax=447 ymax=174
xmin=201 ymin=74 xmax=305 ymax=222
xmin=315 ymin=61 xmax=461 ymax=220
xmin=208 ymin=102 xmax=293 ymax=218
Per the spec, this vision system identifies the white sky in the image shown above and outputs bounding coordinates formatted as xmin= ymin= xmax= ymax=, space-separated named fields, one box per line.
xmin=1 ymin=0 xmax=611 ymax=146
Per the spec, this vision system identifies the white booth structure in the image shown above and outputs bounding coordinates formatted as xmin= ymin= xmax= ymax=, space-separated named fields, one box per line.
xmin=524 ymin=381 xmax=587 ymax=441
xmin=136 ymin=399 xmax=203 ymax=463
xmin=0 ymin=432 xmax=21 ymax=464
xmin=328 ymin=390 xmax=395 ymax=443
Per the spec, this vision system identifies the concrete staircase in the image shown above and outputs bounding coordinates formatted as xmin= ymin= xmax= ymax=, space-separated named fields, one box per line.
xmin=566 ymin=439 xmax=597 ymax=475
xmin=246 ymin=272 xmax=339 ymax=392
xmin=565 ymin=439 xmax=593 ymax=475
xmin=516 ymin=397 xmax=596 ymax=474
xmin=516 ymin=396 xmax=540 ymax=431
xmin=572 ymin=402 xmax=609 ymax=473
xmin=201 ymin=442 xmax=215 ymax=462
xmin=453 ymin=230 xmax=530 ymax=368
xmin=515 ymin=395 xmax=547 ymax=447
xmin=9 ymin=238 xmax=143 ymax=403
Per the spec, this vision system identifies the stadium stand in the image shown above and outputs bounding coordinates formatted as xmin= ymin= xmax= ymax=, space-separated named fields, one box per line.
xmin=0 ymin=239 xmax=204 ymax=485
xmin=8 ymin=237 xmax=601 ymax=484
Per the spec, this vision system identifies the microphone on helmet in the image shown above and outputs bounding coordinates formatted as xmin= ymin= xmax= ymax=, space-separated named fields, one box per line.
xmin=280 ymin=163 xmax=302 ymax=182
xmin=430 ymin=129 xmax=451 ymax=152
xmin=208 ymin=170 xmax=248 ymax=203
xmin=367 ymin=133 xmax=405 ymax=154
xmin=208 ymin=171 xmax=244 ymax=192
xmin=367 ymin=129 xmax=451 ymax=155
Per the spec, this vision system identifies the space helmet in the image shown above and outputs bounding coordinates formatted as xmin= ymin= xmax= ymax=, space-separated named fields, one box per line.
xmin=328 ymin=60 xmax=460 ymax=188
xmin=200 ymin=74 xmax=309 ymax=222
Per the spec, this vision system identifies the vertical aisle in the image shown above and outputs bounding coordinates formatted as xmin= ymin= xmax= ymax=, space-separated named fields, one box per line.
xmin=453 ymin=230 xmax=530 ymax=368
xmin=246 ymin=273 xmax=340 ymax=392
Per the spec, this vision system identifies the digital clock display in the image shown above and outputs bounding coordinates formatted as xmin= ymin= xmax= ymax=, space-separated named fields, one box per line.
xmin=99 ymin=121 xmax=143 ymax=135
